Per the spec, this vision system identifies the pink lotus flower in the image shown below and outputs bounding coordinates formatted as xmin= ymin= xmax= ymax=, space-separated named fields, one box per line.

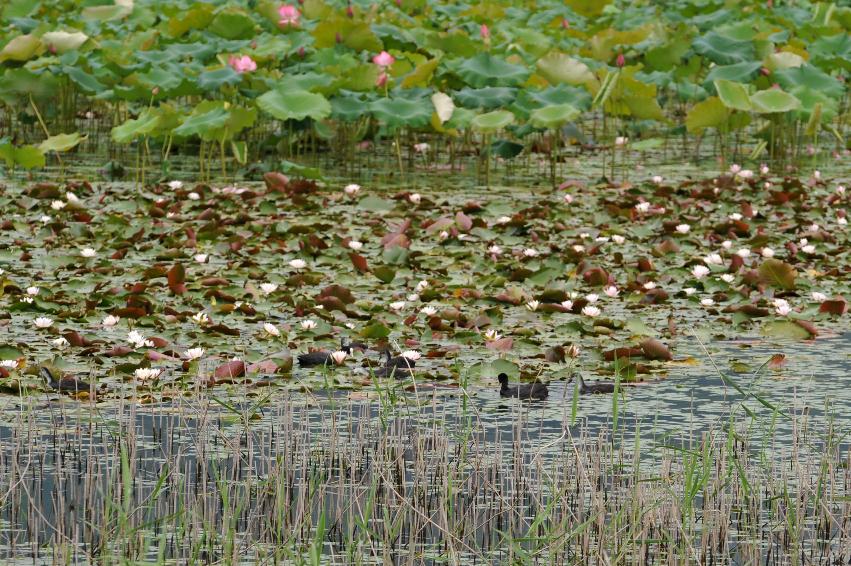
xmin=372 ymin=51 xmax=395 ymax=68
xmin=480 ymin=24 xmax=490 ymax=39
xmin=561 ymin=18 xmax=570 ymax=29
xmin=278 ymin=5 xmax=300 ymax=26
xmin=228 ymin=55 xmax=257 ymax=74
xmin=375 ymin=72 xmax=388 ymax=88
xmin=616 ymin=53 xmax=625 ymax=68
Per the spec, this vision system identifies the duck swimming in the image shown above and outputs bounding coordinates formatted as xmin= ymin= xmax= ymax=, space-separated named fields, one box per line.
xmin=497 ymin=373 xmax=548 ymax=400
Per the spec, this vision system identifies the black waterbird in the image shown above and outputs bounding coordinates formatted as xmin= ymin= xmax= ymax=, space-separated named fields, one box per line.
xmin=297 ymin=338 xmax=354 ymax=367
xmin=40 ymin=367 xmax=94 ymax=394
xmin=373 ymin=349 xmax=416 ymax=378
xmin=575 ymin=374 xmax=616 ymax=394
xmin=497 ymin=373 xmax=548 ymax=400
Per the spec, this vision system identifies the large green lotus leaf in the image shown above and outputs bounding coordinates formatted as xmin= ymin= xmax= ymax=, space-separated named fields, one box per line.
xmin=167 ymin=4 xmax=214 ymax=38
xmin=248 ymin=35 xmax=291 ymax=60
xmin=685 ymin=96 xmax=729 ymax=132
xmin=63 ymin=66 xmax=106 ymax=94
xmin=372 ymin=24 xmax=419 ymax=52
xmin=0 ymin=143 xmax=45 ymax=169
xmin=197 ymin=66 xmax=242 ymax=91
xmin=277 ymin=73 xmax=335 ymax=94
xmin=444 ymin=107 xmax=475 ymax=130
xmin=333 ymin=63 xmax=381 ymax=92
xmin=565 ymin=0 xmax=612 ymax=16
xmin=172 ymin=106 xmax=230 ymax=138
xmin=453 ymin=54 xmax=529 ymax=88
xmin=791 ymin=87 xmax=838 ymax=120
xmin=588 ymin=26 xmax=653 ymax=62
xmin=208 ymin=9 xmax=256 ymax=40
xmin=455 ymin=87 xmax=517 ymax=110
xmin=490 ymin=139 xmax=524 ymax=159
xmin=512 ymin=28 xmax=552 ymax=59
xmin=693 ymin=32 xmax=755 ymax=65
xmin=529 ymin=103 xmax=580 ymax=128
xmin=774 ymin=64 xmax=844 ymax=100
xmin=622 ymin=95 xmax=665 ymax=121
xmin=645 ymin=36 xmax=691 ymax=71
xmin=258 ymin=89 xmax=332 ymax=121
xmin=82 ymin=0 xmax=133 ymax=21
xmin=765 ymin=51 xmax=804 ymax=71
xmin=330 ymin=95 xmax=367 ymax=121
xmin=749 ymin=89 xmax=800 ymax=114
xmin=714 ymin=79 xmax=751 ymax=111
xmin=471 ymin=110 xmax=515 ymax=133
xmin=134 ymin=65 xmax=187 ymax=94
xmin=39 ymin=132 xmax=85 ymax=153
xmin=42 ymin=31 xmax=88 ymax=53
xmin=401 ymin=58 xmax=439 ymax=88
xmin=704 ymin=62 xmax=762 ymax=86
xmin=0 ymin=34 xmax=42 ymax=63
xmin=811 ymin=33 xmax=851 ymax=71
xmin=370 ymin=97 xmax=433 ymax=130
xmin=111 ymin=111 xmax=160 ymax=143
xmin=536 ymin=52 xmax=595 ymax=87
xmin=0 ymin=68 xmax=59 ymax=103
xmin=524 ymin=85 xmax=592 ymax=109
xmin=313 ymin=18 xmax=381 ymax=52
xmin=422 ymin=29 xmax=477 ymax=58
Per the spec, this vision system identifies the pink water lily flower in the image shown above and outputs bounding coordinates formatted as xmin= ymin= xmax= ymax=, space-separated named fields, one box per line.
xmin=278 ymin=5 xmax=300 ymax=26
xmin=480 ymin=24 xmax=490 ymax=39
xmin=372 ymin=51 xmax=395 ymax=68
xmin=228 ymin=55 xmax=257 ymax=74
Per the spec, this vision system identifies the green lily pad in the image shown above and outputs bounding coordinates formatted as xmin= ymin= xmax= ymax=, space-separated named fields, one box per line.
xmin=257 ymin=88 xmax=332 ymax=122
xmin=529 ymin=103 xmax=580 ymax=129
xmin=471 ymin=110 xmax=515 ymax=133
xmin=749 ymin=89 xmax=801 ymax=114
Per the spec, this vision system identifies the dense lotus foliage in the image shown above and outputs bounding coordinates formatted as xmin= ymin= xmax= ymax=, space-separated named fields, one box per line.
xmin=0 ymin=0 xmax=848 ymax=178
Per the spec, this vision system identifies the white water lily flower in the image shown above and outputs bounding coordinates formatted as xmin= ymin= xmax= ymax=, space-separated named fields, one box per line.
xmin=102 ymin=315 xmax=120 ymax=327
xmin=799 ymin=238 xmax=808 ymax=246
xmin=26 ymin=286 xmax=39 ymax=296
xmin=21 ymin=297 xmax=33 ymax=304
xmin=420 ymin=306 xmax=437 ymax=316
xmin=348 ymin=240 xmax=363 ymax=250
xmin=614 ymin=136 xmax=628 ymax=146
xmin=809 ymin=223 xmax=820 ymax=232
xmin=401 ymin=350 xmax=421 ymax=361
xmin=612 ymin=235 xmax=626 ymax=244
xmin=33 ymin=317 xmax=53 ymax=329
xmin=52 ymin=337 xmax=69 ymax=349
xmin=134 ymin=368 xmax=161 ymax=381
xmin=192 ymin=311 xmax=209 ymax=325
xmin=635 ymin=202 xmax=650 ymax=213
xmin=581 ymin=305 xmax=601 ymax=317
xmin=729 ymin=164 xmax=741 ymax=174
xmin=563 ymin=194 xmax=573 ymax=204
xmin=496 ymin=216 xmax=512 ymax=225
xmin=40 ymin=215 xmax=52 ymax=223
xmin=683 ymin=287 xmax=697 ymax=296
xmin=168 ymin=180 xmax=183 ymax=190
xmin=0 ymin=360 xmax=18 ymax=369
xmin=186 ymin=192 xmax=201 ymax=201
xmin=721 ymin=241 xmax=732 ymax=250
xmin=586 ymin=293 xmax=599 ymax=303
xmin=572 ymin=244 xmax=586 ymax=253
xmin=720 ymin=274 xmax=735 ymax=283
xmin=300 ymin=319 xmax=317 ymax=330
xmin=194 ymin=254 xmax=208 ymax=263
xmin=483 ymin=329 xmax=501 ymax=341
xmin=675 ymin=224 xmax=690 ymax=234
xmin=700 ymin=298 xmax=715 ymax=306
xmin=692 ymin=265 xmax=710 ymax=279
xmin=263 ymin=323 xmax=280 ymax=337
xmin=736 ymin=248 xmax=751 ymax=258
xmin=330 ymin=350 xmax=348 ymax=365
xmin=409 ymin=193 xmax=422 ymax=204
xmin=526 ymin=300 xmax=540 ymax=311
xmin=289 ymin=259 xmax=307 ymax=270
xmin=728 ymin=213 xmax=743 ymax=221
xmin=738 ymin=169 xmax=753 ymax=179
xmin=604 ymin=286 xmax=619 ymax=298
xmin=80 ymin=247 xmax=97 ymax=258
xmin=184 ymin=347 xmax=205 ymax=361
xmin=836 ymin=185 xmax=845 ymax=195
xmin=775 ymin=303 xmax=792 ymax=316
xmin=704 ymin=253 xmax=723 ymax=266
xmin=523 ymin=248 xmax=539 ymax=257
xmin=595 ymin=236 xmax=610 ymax=243
xmin=260 ymin=283 xmax=278 ymax=295
xmin=761 ymin=247 xmax=775 ymax=258
xmin=838 ymin=217 xmax=847 ymax=226
xmin=488 ymin=245 xmax=502 ymax=255
xmin=652 ymin=175 xmax=663 ymax=185
xmin=801 ymin=244 xmax=816 ymax=254
xmin=407 ymin=293 xmax=419 ymax=302
xmin=811 ymin=292 xmax=827 ymax=302
xmin=561 ymin=300 xmax=574 ymax=310
xmin=438 ymin=231 xmax=449 ymax=240
xmin=643 ymin=281 xmax=657 ymax=290
xmin=66 ymin=192 xmax=81 ymax=204
xmin=389 ymin=301 xmax=406 ymax=311
xmin=51 ymin=200 xmax=66 ymax=210
xmin=579 ymin=233 xmax=590 ymax=240
xmin=415 ymin=280 xmax=429 ymax=292
xmin=813 ymin=170 xmax=821 ymax=180
xmin=127 ymin=330 xmax=153 ymax=349
xmin=760 ymin=164 xmax=769 ymax=175
xmin=344 ymin=183 xmax=361 ymax=196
